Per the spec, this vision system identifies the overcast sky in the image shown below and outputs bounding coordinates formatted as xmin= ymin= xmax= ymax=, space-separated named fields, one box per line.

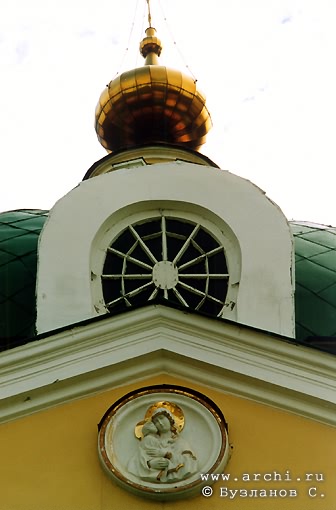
xmin=1 ymin=0 xmax=335 ymax=225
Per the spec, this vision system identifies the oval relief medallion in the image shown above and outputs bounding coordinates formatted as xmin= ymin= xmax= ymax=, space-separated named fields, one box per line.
xmin=98 ymin=385 xmax=230 ymax=500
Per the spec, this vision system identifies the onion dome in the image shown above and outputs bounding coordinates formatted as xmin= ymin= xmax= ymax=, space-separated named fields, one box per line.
xmin=95 ymin=26 xmax=212 ymax=153
xmin=0 ymin=210 xmax=48 ymax=351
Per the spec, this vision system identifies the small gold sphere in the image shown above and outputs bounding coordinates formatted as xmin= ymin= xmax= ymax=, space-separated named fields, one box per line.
xmin=140 ymin=27 xmax=162 ymax=58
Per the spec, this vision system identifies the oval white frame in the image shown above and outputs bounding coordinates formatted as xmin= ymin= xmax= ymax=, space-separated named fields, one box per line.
xmin=98 ymin=385 xmax=230 ymax=500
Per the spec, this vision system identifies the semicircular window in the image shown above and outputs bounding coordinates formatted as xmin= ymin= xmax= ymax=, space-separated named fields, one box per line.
xmin=102 ymin=216 xmax=229 ymax=316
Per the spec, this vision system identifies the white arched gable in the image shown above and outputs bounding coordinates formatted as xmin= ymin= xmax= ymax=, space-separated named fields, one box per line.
xmin=36 ymin=162 xmax=294 ymax=337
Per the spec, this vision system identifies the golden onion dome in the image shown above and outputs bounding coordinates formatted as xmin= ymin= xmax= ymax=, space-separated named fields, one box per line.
xmin=95 ymin=26 xmax=212 ymax=153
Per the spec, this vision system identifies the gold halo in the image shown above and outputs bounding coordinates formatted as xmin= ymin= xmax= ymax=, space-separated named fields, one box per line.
xmin=134 ymin=400 xmax=185 ymax=439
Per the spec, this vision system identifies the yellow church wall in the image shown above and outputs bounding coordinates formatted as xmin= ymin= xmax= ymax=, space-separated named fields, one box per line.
xmin=1 ymin=375 xmax=335 ymax=510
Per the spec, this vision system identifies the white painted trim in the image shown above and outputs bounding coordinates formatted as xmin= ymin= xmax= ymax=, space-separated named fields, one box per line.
xmin=1 ymin=305 xmax=335 ymax=425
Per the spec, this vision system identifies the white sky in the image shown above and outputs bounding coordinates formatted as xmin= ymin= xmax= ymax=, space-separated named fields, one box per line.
xmin=1 ymin=0 xmax=336 ymax=225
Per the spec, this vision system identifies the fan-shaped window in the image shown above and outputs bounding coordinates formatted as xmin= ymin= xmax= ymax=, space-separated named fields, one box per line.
xmin=101 ymin=215 xmax=229 ymax=316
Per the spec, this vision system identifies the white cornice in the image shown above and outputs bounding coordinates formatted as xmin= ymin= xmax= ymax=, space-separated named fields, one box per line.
xmin=1 ymin=305 xmax=335 ymax=425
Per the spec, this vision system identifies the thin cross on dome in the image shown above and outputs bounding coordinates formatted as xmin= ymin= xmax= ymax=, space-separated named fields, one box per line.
xmin=146 ymin=0 xmax=152 ymax=27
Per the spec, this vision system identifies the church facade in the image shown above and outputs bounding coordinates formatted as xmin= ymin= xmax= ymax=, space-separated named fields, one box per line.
xmin=1 ymin=9 xmax=335 ymax=510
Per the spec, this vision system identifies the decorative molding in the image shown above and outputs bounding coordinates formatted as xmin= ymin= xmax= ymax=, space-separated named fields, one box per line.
xmin=1 ymin=304 xmax=335 ymax=425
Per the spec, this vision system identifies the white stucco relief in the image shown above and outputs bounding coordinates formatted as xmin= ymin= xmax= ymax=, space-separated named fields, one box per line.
xmin=98 ymin=387 xmax=229 ymax=500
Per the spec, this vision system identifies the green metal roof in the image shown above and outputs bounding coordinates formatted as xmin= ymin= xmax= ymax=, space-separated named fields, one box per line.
xmin=291 ymin=222 xmax=336 ymax=350
xmin=0 ymin=210 xmax=48 ymax=350
xmin=0 ymin=212 xmax=335 ymax=353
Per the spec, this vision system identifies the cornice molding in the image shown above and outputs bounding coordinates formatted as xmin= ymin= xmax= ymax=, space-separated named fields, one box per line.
xmin=1 ymin=305 xmax=335 ymax=425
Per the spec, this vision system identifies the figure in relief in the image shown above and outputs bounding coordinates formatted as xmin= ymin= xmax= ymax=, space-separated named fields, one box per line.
xmin=128 ymin=406 xmax=198 ymax=483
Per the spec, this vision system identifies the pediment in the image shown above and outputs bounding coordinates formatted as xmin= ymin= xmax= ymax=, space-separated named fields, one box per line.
xmin=1 ymin=303 xmax=335 ymax=426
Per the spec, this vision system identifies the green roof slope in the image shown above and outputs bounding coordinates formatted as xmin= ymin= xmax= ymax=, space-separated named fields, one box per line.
xmin=0 ymin=210 xmax=48 ymax=350
xmin=291 ymin=221 xmax=336 ymax=350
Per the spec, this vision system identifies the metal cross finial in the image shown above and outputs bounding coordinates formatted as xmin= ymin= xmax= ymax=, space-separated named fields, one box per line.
xmin=146 ymin=0 xmax=152 ymax=27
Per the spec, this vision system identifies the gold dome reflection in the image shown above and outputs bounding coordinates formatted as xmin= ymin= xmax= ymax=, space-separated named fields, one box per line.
xmin=95 ymin=26 xmax=212 ymax=153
